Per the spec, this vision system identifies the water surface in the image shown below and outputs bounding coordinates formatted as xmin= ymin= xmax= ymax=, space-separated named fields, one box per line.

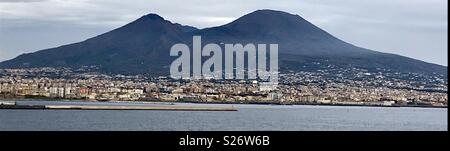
xmin=0 ymin=100 xmax=447 ymax=131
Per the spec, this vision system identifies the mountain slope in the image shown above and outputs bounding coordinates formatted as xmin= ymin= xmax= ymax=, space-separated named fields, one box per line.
xmin=0 ymin=9 xmax=447 ymax=76
xmin=0 ymin=14 xmax=191 ymax=74
xmin=194 ymin=10 xmax=446 ymax=75
xmin=196 ymin=10 xmax=366 ymax=56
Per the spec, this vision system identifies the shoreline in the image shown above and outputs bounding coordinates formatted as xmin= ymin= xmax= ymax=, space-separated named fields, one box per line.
xmin=172 ymin=101 xmax=448 ymax=109
xmin=0 ymin=101 xmax=237 ymax=111
xmin=0 ymin=104 xmax=237 ymax=111
xmin=1 ymin=97 xmax=447 ymax=109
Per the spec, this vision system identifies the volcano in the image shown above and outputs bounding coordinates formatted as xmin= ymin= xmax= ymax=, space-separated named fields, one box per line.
xmin=0 ymin=9 xmax=446 ymax=76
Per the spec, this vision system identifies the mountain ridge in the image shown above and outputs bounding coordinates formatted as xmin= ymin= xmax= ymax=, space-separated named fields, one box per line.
xmin=0 ymin=9 xmax=447 ymax=76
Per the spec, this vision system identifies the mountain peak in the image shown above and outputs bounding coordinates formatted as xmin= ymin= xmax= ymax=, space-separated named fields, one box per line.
xmin=142 ymin=13 xmax=165 ymax=20
xmin=251 ymin=9 xmax=295 ymax=15
xmin=225 ymin=9 xmax=309 ymax=28
xmin=211 ymin=9 xmax=326 ymax=40
xmin=246 ymin=9 xmax=305 ymax=20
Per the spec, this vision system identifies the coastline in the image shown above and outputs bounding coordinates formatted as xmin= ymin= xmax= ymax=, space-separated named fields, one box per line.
xmin=1 ymin=97 xmax=447 ymax=109
xmin=0 ymin=99 xmax=237 ymax=111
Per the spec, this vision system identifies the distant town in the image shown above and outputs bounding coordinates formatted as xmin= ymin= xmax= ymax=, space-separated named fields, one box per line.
xmin=0 ymin=66 xmax=447 ymax=107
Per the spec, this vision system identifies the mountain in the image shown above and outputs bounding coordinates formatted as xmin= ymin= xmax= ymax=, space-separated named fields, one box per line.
xmin=0 ymin=14 xmax=191 ymax=75
xmin=0 ymin=9 xmax=447 ymax=76
xmin=194 ymin=10 xmax=446 ymax=75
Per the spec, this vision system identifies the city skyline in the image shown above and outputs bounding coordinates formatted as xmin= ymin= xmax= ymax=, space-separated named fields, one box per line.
xmin=0 ymin=0 xmax=448 ymax=66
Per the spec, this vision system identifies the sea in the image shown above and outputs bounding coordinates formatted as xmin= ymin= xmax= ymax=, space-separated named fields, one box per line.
xmin=0 ymin=100 xmax=447 ymax=131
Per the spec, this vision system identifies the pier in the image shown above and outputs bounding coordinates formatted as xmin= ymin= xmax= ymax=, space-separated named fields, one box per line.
xmin=0 ymin=102 xmax=237 ymax=111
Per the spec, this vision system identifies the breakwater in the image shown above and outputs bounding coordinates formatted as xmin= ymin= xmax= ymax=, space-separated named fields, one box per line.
xmin=0 ymin=102 xmax=237 ymax=111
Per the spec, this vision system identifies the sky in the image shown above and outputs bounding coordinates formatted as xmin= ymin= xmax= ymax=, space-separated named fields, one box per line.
xmin=0 ymin=0 xmax=447 ymax=66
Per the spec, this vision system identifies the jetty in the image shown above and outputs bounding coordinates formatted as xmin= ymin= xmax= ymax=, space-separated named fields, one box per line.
xmin=0 ymin=102 xmax=237 ymax=111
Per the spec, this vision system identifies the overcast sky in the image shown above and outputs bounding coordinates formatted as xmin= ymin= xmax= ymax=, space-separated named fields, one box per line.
xmin=0 ymin=0 xmax=447 ymax=66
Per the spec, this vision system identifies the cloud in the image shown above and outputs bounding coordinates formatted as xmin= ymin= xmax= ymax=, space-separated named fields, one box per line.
xmin=0 ymin=0 xmax=47 ymax=3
